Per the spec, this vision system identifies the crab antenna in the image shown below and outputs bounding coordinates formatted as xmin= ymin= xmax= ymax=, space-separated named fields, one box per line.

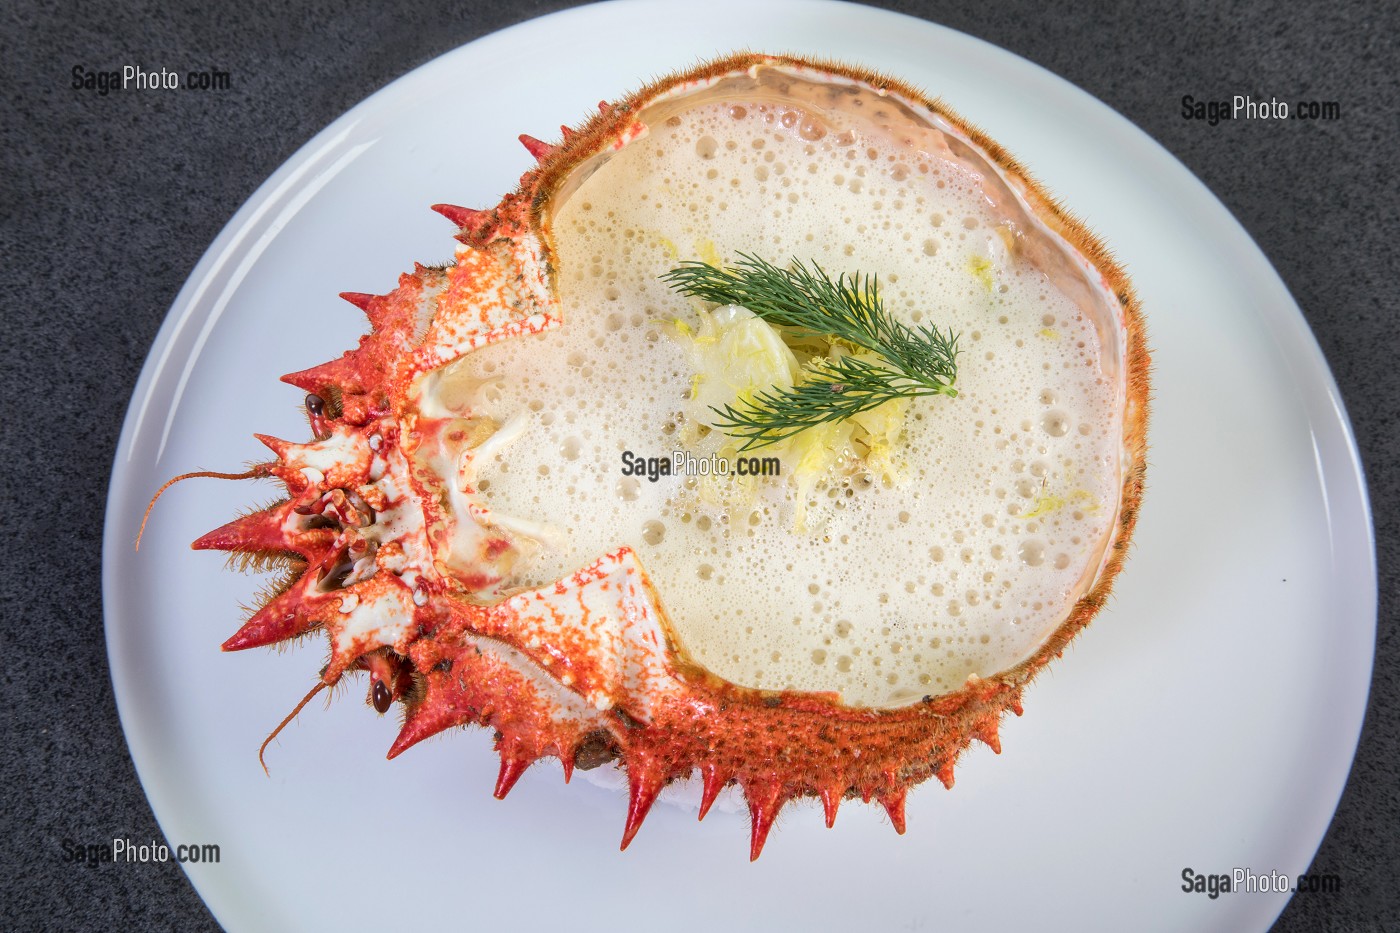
xmin=259 ymin=681 xmax=329 ymax=776
xmin=136 ymin=467 xmax=269 ymax=551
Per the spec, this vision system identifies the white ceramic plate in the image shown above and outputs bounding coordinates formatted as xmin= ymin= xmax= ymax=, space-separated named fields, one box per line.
xmin=103 ymin=2 xmax=1376 ymax=930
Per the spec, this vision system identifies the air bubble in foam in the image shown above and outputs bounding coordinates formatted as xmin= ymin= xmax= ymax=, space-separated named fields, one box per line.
xmin=642 ymin=520 xmax=665 ymax=546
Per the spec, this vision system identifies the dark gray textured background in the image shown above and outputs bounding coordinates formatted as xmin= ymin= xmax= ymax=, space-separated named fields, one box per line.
xmin=3 ymin=0 xmax=1394 ymax=930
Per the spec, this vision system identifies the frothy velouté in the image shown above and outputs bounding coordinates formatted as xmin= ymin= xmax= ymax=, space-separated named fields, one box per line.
xmin=428 ymin=72 xmax=1126 ymax=708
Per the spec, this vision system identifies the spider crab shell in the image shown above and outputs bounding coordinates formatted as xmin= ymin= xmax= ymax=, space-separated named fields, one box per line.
xmin=185 ymin=52 xmax=1149 ymax=860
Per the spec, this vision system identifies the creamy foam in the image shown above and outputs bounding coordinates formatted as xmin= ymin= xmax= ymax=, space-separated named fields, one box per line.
xmin=438 ymin=90 xmax=1121 ymax=707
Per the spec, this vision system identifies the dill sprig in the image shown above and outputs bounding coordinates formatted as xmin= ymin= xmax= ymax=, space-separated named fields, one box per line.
xmin=661 ymin=254 xmax=960 ymax=449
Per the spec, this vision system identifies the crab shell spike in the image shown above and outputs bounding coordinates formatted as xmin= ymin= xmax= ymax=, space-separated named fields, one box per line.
xmin=191 ymin=501 xmax=304 ymax=555
xmin=430 ymin=202 xmax=485 ymax=231
xmin=559 ymin=124 xmax=576 ymax=140
xmin=280 ymin=356 xmax=364 ymax=396
xmin=975 ymin=719 xmax=1003 ymax=754
xmin=389 ymin=651 xmax=518 ymax=757
xmin=339 ymin=291 xmax=376 ymax=313
xmin=387 ymin=701 xmax=451 ymax=759
xmin=222 ymin=585 xmax=318 ymax=651
xmin=254 ymin=433 xmax=308 ymax=468
xmin=493 ymin=754 xmax=531 ymax=800
xmin=818 ymin=784 xmax=843 ymax=829
xmin=936 ymin=759 xmax=958 ymax=790
xmin=745 ymin=782 xmax=788 ymax=862
xmin=697 ymin=763 xmax=728 ymax=822
xmin=878 ymin=789 xmax=908 ymax=835
xmin=518 ymin=134 xmax=555 ymax=161
xmin=620 ymin=767 xmax=665 ymax=851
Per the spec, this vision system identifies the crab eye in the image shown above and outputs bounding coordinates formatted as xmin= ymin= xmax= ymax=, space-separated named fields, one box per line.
xmin=371 ymin=679 xmax=392 ymax=713
xmin=305 ymin=394 xmax=325 ymax=417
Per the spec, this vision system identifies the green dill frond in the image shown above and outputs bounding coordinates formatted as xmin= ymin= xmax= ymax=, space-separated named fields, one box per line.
xmin=662 ymin=254 xmax=959 ymax=449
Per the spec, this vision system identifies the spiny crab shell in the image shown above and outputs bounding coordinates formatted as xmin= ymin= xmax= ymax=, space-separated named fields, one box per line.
xmin=174 ymin=53 xmax=1149 ymax=860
